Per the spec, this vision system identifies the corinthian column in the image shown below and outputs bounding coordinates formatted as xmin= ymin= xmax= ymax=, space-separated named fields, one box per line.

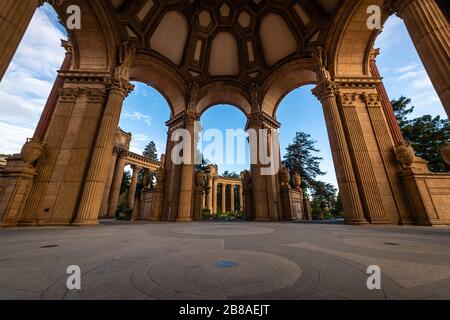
xmin=312 ymin=48 xmax=367 ymax=225
xmin=128 ymin=165 xmax=141 ymax=213
xmin=0 ymin=1 xmax=62 ymax=81
xmin=107 ymin=154 xmax=126 ymax=218
xmin=386 ymin=0 xmax=450 ymax=117
xmin=176 ymin=109 xmax=198 ymax=222
xmin=74 ymin=45 xmax=135 ymax=225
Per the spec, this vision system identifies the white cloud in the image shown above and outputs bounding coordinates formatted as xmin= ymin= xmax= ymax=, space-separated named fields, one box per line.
xmin=0 ymin=122 xmax=34 ymax=155
xmin=0 ymin=6 xmax=66 ymax=154
xmin=122 ymin=108 xmax=153 ymax=127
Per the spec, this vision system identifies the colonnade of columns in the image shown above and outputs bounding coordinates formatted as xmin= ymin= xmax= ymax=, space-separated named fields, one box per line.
xmin=205 ymin=180 xmax=244 ymax=214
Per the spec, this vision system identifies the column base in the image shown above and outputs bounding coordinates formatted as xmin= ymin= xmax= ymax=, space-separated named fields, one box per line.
xmin=0 ymin=222 xmax=18 ymax=228
xmin=176 ymin=217 xmax=193 ymax=222
xmin=71 ymin=220 xmax=100 ymax=227
xmin=344 ymin=218 xmax=369 ymax=225
xmin=368 ymin=218 xmax=394 ymax=225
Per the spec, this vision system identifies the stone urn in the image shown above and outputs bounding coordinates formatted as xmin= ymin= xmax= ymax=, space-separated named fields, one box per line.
xmin=293 ymin=173 xmax=302 ymax=189
xmin=441 ymin=142 xmax=450 ymax=165
xmin=280 ymin=167 xmax=290 ymax=188
xmin=21 ymin=138 xmax=43 ymax=165
xmin=395 ymin=141 xmax=415 ymax=168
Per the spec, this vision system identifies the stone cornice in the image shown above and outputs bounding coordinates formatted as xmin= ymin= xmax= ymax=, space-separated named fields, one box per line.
xmin=246 ymin=111 xmax=281 ymax=130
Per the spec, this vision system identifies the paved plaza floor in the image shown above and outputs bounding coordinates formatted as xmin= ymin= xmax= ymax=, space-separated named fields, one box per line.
xmin=0 ymin=220 xmax=449 ymax=300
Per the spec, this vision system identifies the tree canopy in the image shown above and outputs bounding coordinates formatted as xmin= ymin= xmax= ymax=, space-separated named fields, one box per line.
xmin=142 ymin=141 xmax=159 ymax=161
xmin=282 ymin=131 xmax=325 ymax=191
xmin=392 ymin=96 xmax=449 ymax=172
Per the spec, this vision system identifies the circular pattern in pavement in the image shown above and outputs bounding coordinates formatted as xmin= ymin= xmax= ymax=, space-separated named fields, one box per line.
xmin=135 ymin=250 xmax=301 ymax=299
xmin=173 ymin=224 xmax=274 ymax=236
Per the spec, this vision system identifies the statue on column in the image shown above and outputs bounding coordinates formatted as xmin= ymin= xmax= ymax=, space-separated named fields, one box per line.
xmin=250 ymin=82 xmax=261 ymax=113
xmin=188 ymin=81 xmax=199 ymax=110
xmin=113 ymin=42 xmax=135 ymax=92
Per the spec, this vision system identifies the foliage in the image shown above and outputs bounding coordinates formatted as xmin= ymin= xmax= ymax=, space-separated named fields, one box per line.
xmin=310 ymin=180 xmax=337 ymax=218
xmin=283 ymin=131 xmax=325 ymax=191
xmin=142 ymin=141 xmax=159 ymax=161
xmin=195 ymin=156 xmax=211 ymax=171
xmin=334 ymin=193 xmax=344 ymax=216
xmin=120 ymin=171 xmax=131 ymax=195
xmin=392 ymin=96 xmax=449 ymax=172
xmin=202 ymin=209 xmax=245 ymax=221
xmin=222 ymin=170 xmax=240 ymax=178
xmin=137 ymin=141 xmax=159 ymax=196
xmin=116 ymin=203 xmax=132 ymax=220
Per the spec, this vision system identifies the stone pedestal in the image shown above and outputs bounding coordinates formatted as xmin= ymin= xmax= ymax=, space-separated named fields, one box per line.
xmin=280 ymin=186 xmax=304 ymax=221
xmin=0 ymin=156 xmax=37 ymax=227
xmin=399 ymin=160 xmax=450 ymax=226
xmin=193 ymin=187 xmax=204 ymax=220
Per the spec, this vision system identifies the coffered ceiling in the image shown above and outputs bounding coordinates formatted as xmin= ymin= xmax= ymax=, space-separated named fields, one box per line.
xmin=106 ymin=0 xmax=340 ymax=85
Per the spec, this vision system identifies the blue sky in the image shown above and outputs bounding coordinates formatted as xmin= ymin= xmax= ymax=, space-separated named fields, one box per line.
xmin=0 ymin=5 xmax=445 ymax=189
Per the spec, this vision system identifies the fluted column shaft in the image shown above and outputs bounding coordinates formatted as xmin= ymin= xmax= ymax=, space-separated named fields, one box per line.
xmin=206 ymin=176 xmax=213 ymax=211
xmin=239 ymin=186 xmax=243 ymax=210
xmin=313 ymin=85 xmax=367 ymax=224
xmin=176 ymin=110 xmax=197 ymax=222
xmin=212 ymin=179 xmax=218 ymax=214
xmin=222 ymin=184 xmax=226 ymax=213
xmin=75 ymin=85 xmax=131 ymax=225
xmin=388 ymin=0 xmax=450 ymax=117
xmin=230 ymin=184 xmax=235 ymax=212
xmin=107 ymin=156 xmax=126 ymax=218
xmin=99 ymin=152 xmax=118 ymax=219
xmin=128 ymin=165 xmax=140 ymax=211
xmin=0 ymin=0 xmax=42 ymax=81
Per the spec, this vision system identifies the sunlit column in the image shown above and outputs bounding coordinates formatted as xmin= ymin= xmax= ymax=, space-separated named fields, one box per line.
xmin=222 ymin=184 xmax=226 ymax=213
xmin=74 ymin=80 xmax=134 ymax=225
xmin=107 ymin=155 xmax=126 ymax=218
xmin=230 ymin=184 xmax=235 ymax=212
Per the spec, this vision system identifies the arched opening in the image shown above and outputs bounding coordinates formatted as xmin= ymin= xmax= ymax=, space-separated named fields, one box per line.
xmin=197 ymin=104 xmax=250 ymax=220
xmin=99 ymin=82 xmax=171 ymax=221
xmin=276 ymin=85 xmax=340 ymax=221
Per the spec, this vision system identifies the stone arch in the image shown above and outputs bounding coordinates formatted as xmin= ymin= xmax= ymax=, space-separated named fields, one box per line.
xmin=52 ymin=0 xmax=119 ymax=72
xmin=327 ymin=0 xmax=390 ymax=77
xmin=197 ymin=82 xmax=251 ymax=118
xmin=260 ymin=59 xmax=316 ymax=117
xmin=130 ymin=53 xmax=187 ymax=117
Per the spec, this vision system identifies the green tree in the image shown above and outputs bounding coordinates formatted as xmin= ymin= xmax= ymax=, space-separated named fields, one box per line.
xmin=283 ymin=131 xmax=325 ymax=191
xmin=137 ymin=141 xmax=159 ymax=196
xmin=143 ymin=141 xmax=158 ymax=161
xmin=392 ymin=97 xmax=449 ymax=172
xmin=120 ymin=170 xmax=131 ymax=195
xmin=222 ymin=170 xmax=240 ymax=178
xmin=195 ymin=156 xmax=211 ymax=171
xmin=334 ymin=193 xmax=344 ymax=216
xmin=310 ymin=180 xmax=337 ymax=219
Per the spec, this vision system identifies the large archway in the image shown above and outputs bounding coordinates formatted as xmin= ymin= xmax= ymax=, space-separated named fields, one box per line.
xmin=0 ymin=0 xmax=449 ymax=228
